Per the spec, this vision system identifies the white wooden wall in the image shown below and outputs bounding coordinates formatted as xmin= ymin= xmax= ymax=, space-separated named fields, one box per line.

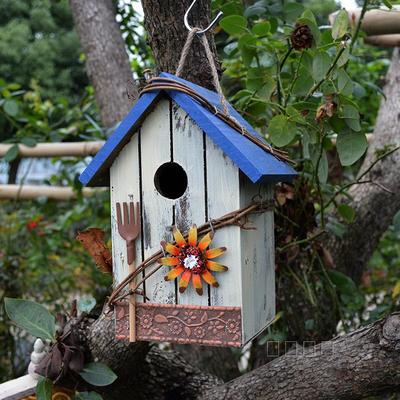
xmin=240 ymin=178 xmax=275 ymax=343
xmin=110 ymin=97 xmax=276 ymax=343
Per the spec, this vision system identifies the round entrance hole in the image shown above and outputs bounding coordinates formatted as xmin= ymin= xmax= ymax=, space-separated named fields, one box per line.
xmin=154 ymin=162 xmax=188 ymax=200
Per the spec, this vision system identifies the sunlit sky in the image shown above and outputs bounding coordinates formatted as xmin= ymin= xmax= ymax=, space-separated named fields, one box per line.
xmin=340 ymin=0 xmax=358 ymax=8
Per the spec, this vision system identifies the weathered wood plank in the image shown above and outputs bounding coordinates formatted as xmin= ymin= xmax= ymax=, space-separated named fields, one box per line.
xmin=0 ymin=375 xmax=36 ymax=400
xmin=140 ymin=99 xmax=176 ymax=304
xmin=110 ymin=134 xmax=142 ymax=294
xmin=240 ymin=178 xmax=275 ymax=343
xmin=172 ymin=104 xmax=208 ymax=306
xmin=205 ymin=137 xmax=242 ymax=308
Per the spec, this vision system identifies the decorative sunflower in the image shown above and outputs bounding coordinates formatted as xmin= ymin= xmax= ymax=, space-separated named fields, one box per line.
xmin=158 ymin=225 xmax=228 ymax=295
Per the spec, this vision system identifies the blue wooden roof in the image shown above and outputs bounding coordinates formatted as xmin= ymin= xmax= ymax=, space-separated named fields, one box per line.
xmin=80 ymin=72 xmax=297 ymax=187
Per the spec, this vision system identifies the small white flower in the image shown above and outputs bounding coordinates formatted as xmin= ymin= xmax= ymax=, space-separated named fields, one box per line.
xmin=184 ymin=255 xmax=199 ymax=270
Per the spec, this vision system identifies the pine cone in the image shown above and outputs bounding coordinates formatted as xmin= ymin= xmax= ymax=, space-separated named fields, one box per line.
xmin=290 ymin=24 xmax=313 ymax=50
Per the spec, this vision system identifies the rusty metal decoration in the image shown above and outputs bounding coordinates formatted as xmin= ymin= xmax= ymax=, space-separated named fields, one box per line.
xmin=116 ymin=201 xmax=141 ymax=342
xmin=115 ymin=302 xmax=242 ymax=347
xmin=159 ymin=225 xmax=228 ymax=295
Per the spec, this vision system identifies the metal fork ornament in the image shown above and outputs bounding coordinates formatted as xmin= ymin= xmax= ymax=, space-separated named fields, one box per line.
xmin=116 ymin=201 xmax=141 ymax=342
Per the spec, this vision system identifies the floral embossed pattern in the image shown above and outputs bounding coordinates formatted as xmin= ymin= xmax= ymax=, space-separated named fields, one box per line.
xmin=115 ymin=302 xmax=242 ymax=347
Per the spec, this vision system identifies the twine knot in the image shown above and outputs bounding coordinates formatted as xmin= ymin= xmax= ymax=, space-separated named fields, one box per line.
xmin=176 ymin=28 xmax=229 ymax=115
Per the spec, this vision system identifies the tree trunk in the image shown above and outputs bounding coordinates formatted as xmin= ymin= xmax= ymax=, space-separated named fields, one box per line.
xmin=69 ymin=0 xmax=134 ymax=127
xmin=76 ymin=312 xmax=400 ymax=400
xmin=328 ymin=48 xmax=400 ymax=283
xmin=141 ymin=0 xmax=220 ymax=89
xmin=199 ymin=313 xmax=400 ymax=400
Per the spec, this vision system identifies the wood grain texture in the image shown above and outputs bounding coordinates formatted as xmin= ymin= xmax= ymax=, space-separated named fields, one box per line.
xmin=240 ymin=177 xmax=275 ymax=343
xmin=199 ymin=313 xmax=400 ymax=400
xmin=172 ymin=104 xmax=208 ymax=306
xmin=69 ymin=0 xmax=134 ymax=127
xmin=140 ymin=99 xmax=176 ymax=304
xmin=141 ymin=0 xmax=220 ymax=90
xmin=110 ymin=136 xmax=142 ymax=289
xmin=205 ymin=137 xmax=242 ymax=308
xmin=0 ymin=375 xmax=36 ymax=400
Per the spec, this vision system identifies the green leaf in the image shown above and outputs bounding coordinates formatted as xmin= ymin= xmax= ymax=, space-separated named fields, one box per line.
xmin=312 ymin=51 xmax=331 ymax=82
xmin=252 ymin=21 xmax=270 ymax=36
xmin=342 ymin=104 xmax=359 ymax=119
xmin=78 ymin=296 xmax=96 ymax=313
xmin=342 ymin=104 xmax=361 ymax=131
xmin=336 ymin=133 xmax=368 ymax=166
xmin=326 ymin=219 xmax=346 ymax=237
xmin=74 ymin=392 xmax=103 ymax=400
xmin=36 ymin=377 xmax=53 ymax=400
xmin=292 ymin=67 xmax=314 ymax=96
xmin=316 ymin=149 xmax=328 ymax=183
xmin=21 ymin=137 xmax=37 ymax=147
xmin=3 ymin=144 xmax=19 ymax=162
xmin=220 ymin=15 xmax=247 ymax=35
xmin=337 ymin=204 xmax=355 ymax=223
xmin=298 ymin=10 xmax=320 ymax=45
xmin=328 ymin=270 xmax=357 ymax=296
xmin=283 ymin=3 xmax=304 ymax=22
xmin=337 ymin=48 xmax=350 ymax=67
xmin=3 ymin=99 xmax=19 ymax=117
xmin=268 ymin=114 xmax=297 ymax=147
xmin=244 ymin=2 xmax=267 ymax=18
xmin=79 ymin=362 xmax=117 ymax=387
xmin=4 ymin=298 xmax=55 ymax=341
xmin=382 ymin=0 xmax=392 ymax=9
xmin=238 ymin=34 xmax=256 ymax=66
xmin=300 ymin=9 xmax=317 ymax=26
xmin=337 ymin=69 xmax=353 ymax=96
xmin=332 ymin=9 xmax=349 ymax=40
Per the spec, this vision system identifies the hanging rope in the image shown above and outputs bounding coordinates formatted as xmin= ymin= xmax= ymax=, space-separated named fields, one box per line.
xmin=175 ymin=27 xmax=229 ymax=115
xmin=142 ymin=27 xmax=294 ymax=165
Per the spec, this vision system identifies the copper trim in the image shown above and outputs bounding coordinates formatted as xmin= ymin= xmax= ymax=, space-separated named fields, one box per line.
xmin=115 ymin=302 xmax=242 ymax=347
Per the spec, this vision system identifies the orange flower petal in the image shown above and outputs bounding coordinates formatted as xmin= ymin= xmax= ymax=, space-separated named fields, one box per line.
xmin=205 ymin=247 xmax=226 ymax=259
xmin=179 ymin=270 xmax=192 ymax=293
xmin=198 ymin=232 xmax=214 ymax=251
xmin=161 ymin=240 xmax=180 ymax=256
xmin=158 ymin=257 xmax=180 ymax=266
xmin=201 ymin=270 xmax=219 ymax=287
xmin=173 ymin=226 xmax=186 ymax=248
xmin=164 ymin=265 xmax=184 ymax=281
xmin=207 ymin=260 xmax=228 ymax=272
xmin=192 ymin=273 xmax=203 ymax=295
xmin=188 ymin=225 xmax=197 ymax=247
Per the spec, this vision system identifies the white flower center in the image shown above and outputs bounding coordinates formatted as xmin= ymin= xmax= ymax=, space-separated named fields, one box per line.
xmin=184 ymin=255 xmax=199 ymax=270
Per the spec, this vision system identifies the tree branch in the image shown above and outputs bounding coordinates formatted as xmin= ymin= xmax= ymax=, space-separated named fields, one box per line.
xmin=199 ymin=313 xmax=400 ymax=400
xmin=78 ymin=311 xmax=400 ymax=400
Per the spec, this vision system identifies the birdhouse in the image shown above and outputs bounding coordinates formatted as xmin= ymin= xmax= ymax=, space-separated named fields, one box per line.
xmin=80 ymin=73 xmax=296 ymax=347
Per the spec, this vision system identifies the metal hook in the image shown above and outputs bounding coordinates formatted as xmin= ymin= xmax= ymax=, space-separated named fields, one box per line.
xmin=184 ymin=0 xmax=223 ymax=35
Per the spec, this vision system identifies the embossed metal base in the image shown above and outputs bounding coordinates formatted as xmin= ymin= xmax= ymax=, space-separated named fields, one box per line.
xmin=115 ymin=302 xmax=242 ymax=347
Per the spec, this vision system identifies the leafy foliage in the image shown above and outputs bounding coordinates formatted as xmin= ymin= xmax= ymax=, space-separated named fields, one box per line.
xmin=212 ymin=0 xmax=392 ymax=343
xmin=0 ymin=0 xmax=88 ymax=100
